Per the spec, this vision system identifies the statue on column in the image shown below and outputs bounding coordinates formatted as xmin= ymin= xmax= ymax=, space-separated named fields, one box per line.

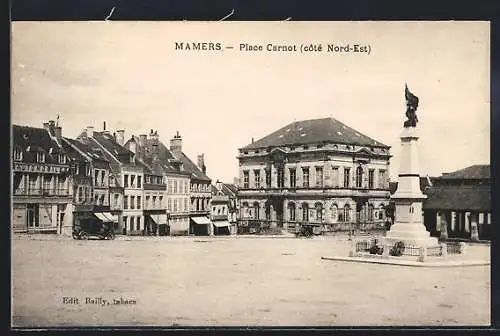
xmin=404 ymin=84 xmax=419 ymax=128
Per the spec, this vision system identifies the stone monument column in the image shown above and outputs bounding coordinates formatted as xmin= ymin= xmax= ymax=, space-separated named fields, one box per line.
xmin=382 ymin=85 xmax=439 ymax=248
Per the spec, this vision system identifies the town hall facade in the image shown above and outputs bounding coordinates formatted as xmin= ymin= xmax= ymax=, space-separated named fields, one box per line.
xmin=237 ymin=117 xmax=392 ymax=233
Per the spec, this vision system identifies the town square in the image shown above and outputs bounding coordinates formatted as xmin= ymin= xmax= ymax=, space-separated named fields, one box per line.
xmin=11 ymin=21 xmax=490 ymax=327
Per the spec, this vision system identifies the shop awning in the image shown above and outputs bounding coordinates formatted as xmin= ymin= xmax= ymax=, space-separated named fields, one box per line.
xmin=94 ymin=212 xmax=118 ymax=222
xmin=191 ymin=216 xmax=211 ymax=225
xmin=150 ymin=214 xmax=168 ymax=225
xmin=213 ymin=221 xmax=230 ymax=228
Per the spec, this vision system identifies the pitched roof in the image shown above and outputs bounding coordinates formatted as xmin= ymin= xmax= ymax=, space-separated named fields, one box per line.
xmin=63 ymin=137 xmax=109 ymax=163
xmin=423 ymin=184 xmax=491 ymax=212
xmin=176 ymin=151 xmax=211 ymax=182
xmin=222 ymin=183 xmax=238 ymax=197
xmin=439 ymin=164 xmax=490 ymax=180
xmin=241 ymin=117 xmax=389 ymax=150
xmin=92 ymin=132 xmax=135 ymax=164
xmin=12 ymin=124 xmax=65 ymax=164
xmin=130 ymin=136 xmax=190 ymax=176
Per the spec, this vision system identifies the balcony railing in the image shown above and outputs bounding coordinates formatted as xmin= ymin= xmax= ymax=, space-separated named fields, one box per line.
xmin=14 ymin=188 xmax=71 ymax=196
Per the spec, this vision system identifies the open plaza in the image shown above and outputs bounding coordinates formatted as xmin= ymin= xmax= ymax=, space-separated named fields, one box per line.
xmin=12 ymin=235 xmax=490 ymax=327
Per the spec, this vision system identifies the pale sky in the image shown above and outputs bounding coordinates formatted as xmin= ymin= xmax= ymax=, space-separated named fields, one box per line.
xmin=12 ymin=21 xmax=490 ymax=183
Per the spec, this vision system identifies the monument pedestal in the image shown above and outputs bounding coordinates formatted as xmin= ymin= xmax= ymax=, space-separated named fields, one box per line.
xmin=381 ymin=126 xmax=439 ymax=248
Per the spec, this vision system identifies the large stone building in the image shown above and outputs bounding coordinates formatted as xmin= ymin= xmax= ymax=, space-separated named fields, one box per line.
xmin=124 ymin=130 xmax=191 ymax=236
xmin=12 ymin=121 xmax=73 ymax=233
xmin=236 ymin=117 xmax=392 ymax=233
xmin=78 ymin=125 xmax=146 ymax=235
xmin=168 ymin=132 xmax=212 ymax=236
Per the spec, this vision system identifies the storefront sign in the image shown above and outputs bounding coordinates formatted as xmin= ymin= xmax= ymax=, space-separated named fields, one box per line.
xmin=13 ymin=163 xmax=69 ymax=174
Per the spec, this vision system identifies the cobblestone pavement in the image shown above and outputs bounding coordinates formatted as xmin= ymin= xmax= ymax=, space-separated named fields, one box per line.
xmin=12 ymin=235 xmax=490 ymax=327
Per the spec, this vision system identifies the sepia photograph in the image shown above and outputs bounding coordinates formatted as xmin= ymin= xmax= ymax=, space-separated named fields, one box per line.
xmin=11 ymin=21 xmax=490 ymax=328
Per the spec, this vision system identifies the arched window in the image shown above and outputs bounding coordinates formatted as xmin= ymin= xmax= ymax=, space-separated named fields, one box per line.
xmin=331 ymin=204 xmax=338 ymax=222
xmin=344 ymin=204 xmax=351 ymax=222
xmin=288 ymin=203 xmax=296 ymax=221
xmin=356 ymin=166 xmax=363 ymax=188
xmin=315 ymin=202 xmax=323 ymax=221
xmin=253 ymin=202 xmax=260 ymax=220
xmin=13 ymin=147 xmax=23 ymax=161
xmin=302 ymin=203 xmax=309 ymax=222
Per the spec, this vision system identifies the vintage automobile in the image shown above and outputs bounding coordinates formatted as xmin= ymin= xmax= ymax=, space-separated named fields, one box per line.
xmin=73 ymin=220 xmax=115 ymax=240
xmin=295 ymin=223 xmax=322 ymax=238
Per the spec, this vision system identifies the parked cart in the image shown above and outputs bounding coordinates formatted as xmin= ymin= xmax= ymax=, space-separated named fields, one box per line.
xmin=73 ymin=220 xmax=115 ymax=240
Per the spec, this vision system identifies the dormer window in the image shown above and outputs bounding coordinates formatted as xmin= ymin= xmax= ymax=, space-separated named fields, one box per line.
xmin=58 ymin=154 xmax=66 ymax=164
xmin=13 ymin=148 xmax=23 ymax=161
xmin=36 ymin=152 xmax=45 ymax=163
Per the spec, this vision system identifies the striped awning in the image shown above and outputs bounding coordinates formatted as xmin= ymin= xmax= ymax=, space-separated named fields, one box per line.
xmin=94 ymin=212 xmax=118 ymax=222
xmin=150 ymin=214 xmax=168 ymax=225
xmin=213 ymin=221 xmax=230 ymax=228
xmin=191 ymin=216 xmax=211 ymax=225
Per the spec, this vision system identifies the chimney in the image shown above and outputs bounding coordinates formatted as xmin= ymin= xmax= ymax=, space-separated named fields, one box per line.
xmin=216 ymin=180 xmax=223 ymax=191
xmin=103 ymin=121 xmax=107 ymax=131
xmin=129 ymin=137 xmax=137 ymax=154
xmin=54 ymin=126 xmax=62 ymax=139
xmin=43 ymin=122 xmax=50 ymax=131
xmin=251 ymin=137 xmax=254 ymax=144
xmin=139 ymin=134 xmax=147 ymax=147
xmin=197 ymin=154 xmax=206 ymax=175
xmin=170 ymin=131 xmax=183 ymax=155
xmin=86 ymin=126 xmax=95 ymax=137
xmin=116 ymin=130 xmax=125 ymax=145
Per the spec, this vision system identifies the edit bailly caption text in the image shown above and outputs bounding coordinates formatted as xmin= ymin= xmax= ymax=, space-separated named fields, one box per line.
xmin=62 ymin=296 xmax=137 ymax=306
xmin=174 ymin=42 xmax=371 ymax=54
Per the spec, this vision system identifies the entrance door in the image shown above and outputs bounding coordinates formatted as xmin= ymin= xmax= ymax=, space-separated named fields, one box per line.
xmin=27 ymin=204 xmax=39 ymax=229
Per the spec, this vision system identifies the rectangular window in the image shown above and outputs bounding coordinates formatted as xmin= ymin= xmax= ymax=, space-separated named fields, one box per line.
xmin=146 ymin=196 xmax=150 ymax=208
xmin=153 ymin=196 xmax=157 ymax=208
xmin=114 ymin=194 xmax=119 ymax=207
xmin=174 ymin=199 xmax=178 ymax=212
xmin=137 ymin=196 xmax=141 ymax=209
xmin=36 ymin=152 xmax=45 ymax=163
xmin=136 ymin=217 xmax=140 ymax=231
xmin=159 ymin=196 xmax=163 ymax=208
xmin=277 ymin=168 xmax=284 ymax=188
xmin=78 ymin=187 xmax=83 ymax=203
xmin=289 ymin=168 xmax=296 ymax=188
xmin=124 ymin=174 xmax=129 ymax=188
xmin=14 ymin=148 xmax=22 ymax=161
xmin=130 ymin=175 xmax=136 ymax=188
xmin=254 ymin=170 xmax=261 ymax=188
xmin=265 ymin=169 xmax=271 ymax=187
xmin=379 ymin=170 xmax=386 ymax=189
xmin=184 ymin=198 xmax=188 ymax=212
xmin=344 ymin=168 xmax=350 ymax=188
xmin=95 ymin=170 xmax=99 ymax=186
xmin=130 ymin=217 xmax=135 ymax=231
xmin=58 ymin=154 xmax=66 ymax=164
xmin=101 ymin=170 xmax=106 ymax=187
xmin=368 ymin=169 xmax=374 ymax=189
xmin=168 ymin=198 xmax=172 ymax=211
xmin=243 ymin=171 xmax=249 ymax=189
xmin=174 ymin=180 xmax=178 ymax=194
xmin=137 ymin=176 xmax=142 ymax=188
xmin=43 ymin=175 xmax=51 ymax=192
xmin=123 ymin=216 xmax=128 ymax=230
xmin=332 ymin=167 xmax=339 ymax=187
xmin=302 ymin=167 xmax=310 ymax=188
xmin=316 ymin=167 xmax=323 ymax=187
xmin=130 ymin=196 xmax=135 ymax=209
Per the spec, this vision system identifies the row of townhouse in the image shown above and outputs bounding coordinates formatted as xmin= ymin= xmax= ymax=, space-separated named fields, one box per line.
xmin=11 ymin=119 xmax=214 ymax=236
